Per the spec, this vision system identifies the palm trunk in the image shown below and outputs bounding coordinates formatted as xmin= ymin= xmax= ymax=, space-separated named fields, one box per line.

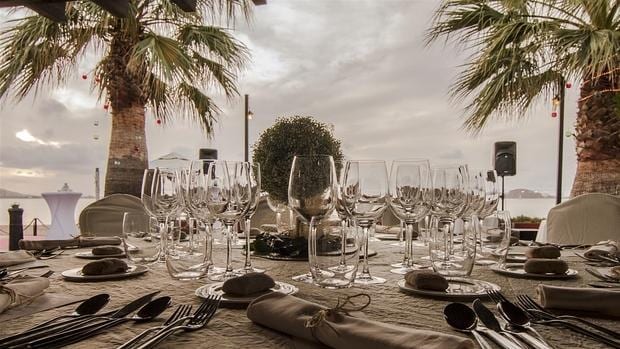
xmin=104 ymin=103 xmax=148 ymax=197
xmin=570 ymin=75 xmax=620 ymax=197
xmin=103 ymin=26 xmax=148 ymax=197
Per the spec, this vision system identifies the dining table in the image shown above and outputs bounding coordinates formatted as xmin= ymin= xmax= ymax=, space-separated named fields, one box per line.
xmin=2 ymin=240 xmax=618 ymax=349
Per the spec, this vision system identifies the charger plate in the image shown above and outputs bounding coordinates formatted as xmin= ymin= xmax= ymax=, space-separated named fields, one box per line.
xmin=398 ymin=278 xmax=500 ymax=300
xmin=195 ymin=281 xmax=298 ymax=305
xmin=61 ymin=265 xmax=148 ymax=282
xmin=490 ymin=263 xmax=578 ymax=279
xmin=74 ymin=251 xmax=126 ymax=260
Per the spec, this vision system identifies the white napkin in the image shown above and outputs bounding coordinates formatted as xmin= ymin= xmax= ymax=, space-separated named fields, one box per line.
xmin=584 ymin=240 xmax=619 ymax=260
xmin=0 ymin=250 xmax=36 ymax=267
xmin=0 ymin=276 xmax=50 ymax=314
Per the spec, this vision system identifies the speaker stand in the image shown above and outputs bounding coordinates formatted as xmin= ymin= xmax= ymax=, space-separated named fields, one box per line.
xmin=500 ymin=175 xmax=505 ymax=211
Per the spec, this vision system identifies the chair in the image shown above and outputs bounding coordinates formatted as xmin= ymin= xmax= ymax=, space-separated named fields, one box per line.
xmin=78 ymin=194 xmax=147 ymax=237
xmin=545 ymin=193 xmax=620 ymax=245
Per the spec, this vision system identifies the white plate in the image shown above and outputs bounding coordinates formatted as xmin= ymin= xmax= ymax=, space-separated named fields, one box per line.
xmin=195 ymin=281 xmax=298 ymax=305
xmin=74 ymin=251 xmax=126 ymax=260
xmin=375 ymin=233 xmax=400 ymax=241
xmin=398 ymin=278 xmax=500 ymax=300
xmin=490 ymin=263 xmax=578 ymax=279
xmin=61 ymin=265 xmax=149 ymax=282
xmin=491 ymin=251 xmax=527 ymax=263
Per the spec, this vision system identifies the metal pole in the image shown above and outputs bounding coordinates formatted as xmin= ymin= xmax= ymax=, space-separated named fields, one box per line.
xmin=95 ymin=167 xmax=100 ymax=201
xmin=501 ymin=175 xmax=505 ymax=210
xmin=556 ymin=78 xmax=565 ymax=205
xmin=244 ymin=94 xmax=249 ymax=162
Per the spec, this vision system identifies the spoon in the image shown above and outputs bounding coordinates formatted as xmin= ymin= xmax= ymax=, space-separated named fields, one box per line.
xmin=30 ymin=296 xmax=172 ymax=348
xmin=496 ymin=300 xmax=550 ymax=346
xmin=31 ymin=293 xmax=111 ymax=329
xmin=444 ymin=303 xmax=493 ymax=349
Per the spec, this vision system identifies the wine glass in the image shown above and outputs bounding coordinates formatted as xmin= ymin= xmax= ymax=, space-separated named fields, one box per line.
xmin=266 ymin=194 xmax=289 ymax=233
xmin=429 ymin=213 xmax=477 ymax=277
xmin=342 ymin=160 xmax=389 ymax=285
xmin=165 ymin=215 xmax=209 ymax=280
xmin=205 ymin=160 xmax=251 ymax=281
xmin=486 ymin=210 xmax=512 ymax=267
xmin=431 ymin=165 xmax=469 ymax=255
xmin=388 ymin=159 xmax=433 ymax=274
xmin=472 ymin=169 xmax=499 ymax=265
xmin=288 ymin=155 xmax=344 ymax=288
xmin=152 ymin=167 xmax=183 ymax=257
xmin=236 ymin=163 xmax=264 ymax=274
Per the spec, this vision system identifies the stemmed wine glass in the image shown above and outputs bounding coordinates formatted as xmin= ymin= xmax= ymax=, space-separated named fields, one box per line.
xmin=288 ymin=155 xmax=339 ymax=287
xmin=236 ymin=163 xmax=264 ymax=274
xmin=141 ymin=168 xmax=181 ymax=262
xmin=342 ymin=160 xmax=389 ymax=285
xmin=476 ymin=170 xmax=500 ymax=265
xmin=388 ymin=159 xmax=433 ymax=274
xmin=205 ymin=160 xmax=251 ymax=281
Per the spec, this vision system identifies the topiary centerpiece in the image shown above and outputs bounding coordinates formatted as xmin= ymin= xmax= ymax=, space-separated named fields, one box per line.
xmin=251 ymin=116 xmax=344 ymax=258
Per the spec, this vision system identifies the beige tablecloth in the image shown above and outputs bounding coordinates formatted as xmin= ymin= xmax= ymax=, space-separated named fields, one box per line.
xmin=1 ymin=243 xmax=617 ymax=348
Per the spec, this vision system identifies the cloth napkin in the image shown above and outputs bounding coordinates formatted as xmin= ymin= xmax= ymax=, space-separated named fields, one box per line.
xmin=247 ymin=292 xmax=474 ymax=349
xmin=584 ymin=240 xmax=619 ymax=260
xmin=536 ymin=284 xmax=620 ymax=317
xmin=0 ymin=276 xmax=50 ymax=314
xmin=0 ymin=250 xmax=36 ymax=267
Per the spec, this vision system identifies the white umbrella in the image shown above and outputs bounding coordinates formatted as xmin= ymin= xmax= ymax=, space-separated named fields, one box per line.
xmin=149 ymin=152 xmax=190 ymax=169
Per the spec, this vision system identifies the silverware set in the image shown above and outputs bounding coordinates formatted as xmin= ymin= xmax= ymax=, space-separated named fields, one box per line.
xmin=486 ymin=290 xmax=620 ymax=348
xmin=0 ymin=291 xmax=221 ymax=349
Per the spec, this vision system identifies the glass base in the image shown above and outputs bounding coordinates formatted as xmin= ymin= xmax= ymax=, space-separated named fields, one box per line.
xmin=313 ymin=279 xmax=352 ymax=289
xmin=169 ymin=271 xmax=205 ymax=280
xmin=390 ymin=264 xmax=429 ymax=275
xmin=390 ymin=241 xmax=406 ymax=247
xmin=475 ymin=259 xmax=496 ymax=266
xmin=291 ymin=273 xmax=314 ymax=283
xmin=208 ymin=270 xmax=241 ymax=281
xmin=234 ymin=267 xmax=265 ymax=274
xmin=354 ymin=273 xmax=386 ymax=285
xmin=208 ymin=266 xmax=226 ymax=275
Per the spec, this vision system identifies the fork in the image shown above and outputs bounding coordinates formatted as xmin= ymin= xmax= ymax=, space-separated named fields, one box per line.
xmin=515 ymin=295 xmax=620 ymax=348
xmin=117 ymin=304 xmax=193 ymax=349
xmin=516 ymin=294 xmax=620 ymax=340
xmin=136 ymin=295 xmax=221 ymax=349
xmin=486 ymin=290 xmax=549 ymax=345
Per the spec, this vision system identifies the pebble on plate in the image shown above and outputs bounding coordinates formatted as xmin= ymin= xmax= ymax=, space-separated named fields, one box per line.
xmin=523 ymin=258 xmax=568 ymax=274
xmin=82 ymin=258 xmax=129 ymax=275
xmin=405 ymin=270 xmax=449 ymax=291
xmin=524 ymin=246 xmax=561 ymax=259
xmin=222 ymin=273 xmax=276 ymax=296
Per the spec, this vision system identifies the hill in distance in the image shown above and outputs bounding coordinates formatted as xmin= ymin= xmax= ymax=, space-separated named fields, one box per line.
xmin=505 ymin=188 xmax=554 ymax=199
xmin=0 ymin=188 xmax=40 ymax=198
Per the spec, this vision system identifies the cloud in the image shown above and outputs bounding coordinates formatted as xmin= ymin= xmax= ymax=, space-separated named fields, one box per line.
xmin=15 ymin=129 xmax=62 ymax=148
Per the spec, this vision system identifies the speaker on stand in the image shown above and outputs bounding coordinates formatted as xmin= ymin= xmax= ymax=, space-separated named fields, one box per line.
xmin=493 ymin=141 xmax=517 ymax=210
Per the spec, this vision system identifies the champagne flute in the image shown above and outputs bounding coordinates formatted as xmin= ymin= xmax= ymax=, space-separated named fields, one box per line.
xmin=342 ymin=160 xmax=389 ymax=285
xmin=236 ymin=163 xmax=264 ymax=274
xmin=288 ymin=155 xmax=340 ymax=287
xmin=388 ymin=159 xmax=433 ymax=274
xmin=206 ymin=161 xmax=251 ymax=281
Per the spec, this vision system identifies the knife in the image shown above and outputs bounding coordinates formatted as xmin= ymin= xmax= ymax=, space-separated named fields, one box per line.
xmin=472 ymin=299 xmax=524 ymax=349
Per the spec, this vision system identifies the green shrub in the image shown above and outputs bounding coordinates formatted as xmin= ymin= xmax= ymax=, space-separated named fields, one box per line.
xmin=253 ymin=116 xmax=344 ymax=203
xmin=511 ymin=215 xmax=543 ymax=224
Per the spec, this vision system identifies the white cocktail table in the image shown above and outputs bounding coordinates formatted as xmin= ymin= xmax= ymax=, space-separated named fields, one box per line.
xmin=41 ymin=191 xmax=82 ymax=240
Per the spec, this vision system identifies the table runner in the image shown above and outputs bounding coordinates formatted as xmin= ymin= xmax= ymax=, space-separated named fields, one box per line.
xmin=1 ymin=243 xmax=616 ymax=348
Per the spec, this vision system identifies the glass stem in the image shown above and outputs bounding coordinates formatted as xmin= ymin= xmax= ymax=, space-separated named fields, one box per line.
xmin=400 ymin=220 xmax=405 ymax=243
xmin=203 ymin=220 xmax=213 ymax=269
xmin=244 ymin=217 xmax=252 ymax=270
xmin=339 ymin=219 xmax=347 ymax=267
xmin=225 ymin=223 xmax=233 ymax=273
xmin=159 ymin=219 xmax=167 ymax=261
xmin=276 ymin=212 xmax=282 ymax=233
xmin=361 ymin=225 xmax=371 ymax=275
xmin=405 ymin=222 xmax=415 ymax=266
xmin=308 ymin=216 xmax=318 ymax=277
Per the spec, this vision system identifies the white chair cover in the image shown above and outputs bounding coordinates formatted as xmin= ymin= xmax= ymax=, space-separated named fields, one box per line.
xmin=78 ymin=194 xmax=147 ymax=237
xmin=545 ymin=193 xmax=620 ymax=245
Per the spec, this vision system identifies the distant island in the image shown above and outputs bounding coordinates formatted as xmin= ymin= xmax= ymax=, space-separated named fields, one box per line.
xmin=0 ymin=188 xmax=40 ymax=198
xmin=505 ymin=188 xmax=554 ymax=199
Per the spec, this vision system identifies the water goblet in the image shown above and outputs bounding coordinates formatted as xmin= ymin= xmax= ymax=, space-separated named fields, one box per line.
xmin=236 ymin=163 xmax=264 ymax=274
xmin=429 ymin=214 xmax=477 ymax=277
xmin=206 ymin=161 xmax=251 ymax=281
xmin=288 ymin=155 xmax=347 ymax=288
xmin=165 ymin=216 xmax=209 ymax=280
xmin=342 ymin=160 xmax=389 ymax=285
xmin=388 ymin=159 xmax=433 ymax=274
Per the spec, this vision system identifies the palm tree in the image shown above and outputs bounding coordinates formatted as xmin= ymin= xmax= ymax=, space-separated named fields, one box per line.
xmin=427 ymin=0 xmax=619 ymax=197
xmin=0 ymin=1 xmax=251 ymax=197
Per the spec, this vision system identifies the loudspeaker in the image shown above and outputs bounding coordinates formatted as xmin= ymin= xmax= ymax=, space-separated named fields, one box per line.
xmin=198 ymin=148 xmax=218 ymax=160
xmin=494 ymin=142 xmax=516 ymax=176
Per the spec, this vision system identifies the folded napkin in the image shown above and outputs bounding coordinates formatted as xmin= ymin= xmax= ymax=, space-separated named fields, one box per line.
xmin=223 ymin=273 xmax=275 ymax=296
xmin=584 ymin=240 xmax=619 ymax=260
xmin=525 ymin=246 xmax=561 ymax=259
xmin=536 ymin=284 xmax=620 ymax=317
xmin=82 ymin=258 xmax=128 ymax=276
xmin=405 ymin=270 xmax=448 ymax=291
xmin=247 ymin=292 xmax=474 ymax=349
xmin=0 ymin=276 xmax=50 ymax=314
xmin=0 ymin=250 xmax=36 ymax=267
xmin=610 ymin=266 xmax=620 ymax=279
xmin=19 ymin=236 xmax=122 ymax=251
xmin=524 ymin=258 xmax=568 ymax=274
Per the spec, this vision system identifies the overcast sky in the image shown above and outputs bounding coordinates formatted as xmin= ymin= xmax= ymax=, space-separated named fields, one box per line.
xmin=0 ymin=0 xmax=579 ymax=197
